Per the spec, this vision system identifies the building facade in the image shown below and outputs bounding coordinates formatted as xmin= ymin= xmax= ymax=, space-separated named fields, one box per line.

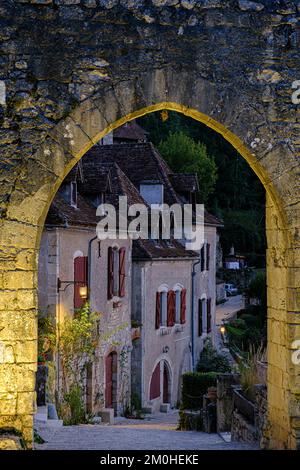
xmin=38 ymin=127 xmax=221 ymax=417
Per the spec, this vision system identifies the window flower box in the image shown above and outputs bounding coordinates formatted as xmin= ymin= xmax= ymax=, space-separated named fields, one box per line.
xmin=174 ymin=323 xmax=184 ymax=333
xmin=159 ymin=326 xmax=171 ymax=336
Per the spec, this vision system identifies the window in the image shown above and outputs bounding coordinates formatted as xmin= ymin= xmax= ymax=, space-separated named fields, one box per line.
xmin=140 ymin=182 xmax=164 ymax=206
xmin=198 ymin=299 xmax=203 ymax=336
xmin=70 ymin=181 xmax=77 ymax=207
xmin=199 ymin=298 xmax=207 ymax=333
xmin=113 ymin=248 xmax=119 ymax=296
xmin=74 ymin=256 xmax=88 ymax=309
xmin=155 ymin=289 xmax=167 ymax=328
xmin=200 ymin=245 xmax=205 ymax=272
xmin=206 ymin=243 xmax=211 ymax=271
xmin=160 ymin=291 xmax=167 ymax=326
xmin=207 ymin=298 xmax=212 ymax=333
xmin=175 ymin=290 xmax=181 ymax=324
xmin=107 ymin=247 xmax=126 ymax=300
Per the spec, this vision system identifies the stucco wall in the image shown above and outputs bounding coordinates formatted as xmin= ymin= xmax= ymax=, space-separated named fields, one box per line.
xmin=194 ymin=225 xmax=218 ymax=360
xmin=132 ymin=258 xmax=194 ymax=410
xmin=38 ymin=227 xmax=132 ymax=415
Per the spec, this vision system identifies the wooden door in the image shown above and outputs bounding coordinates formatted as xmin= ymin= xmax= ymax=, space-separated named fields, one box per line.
xmin=163 ymin=363 xmax=169 ymax=403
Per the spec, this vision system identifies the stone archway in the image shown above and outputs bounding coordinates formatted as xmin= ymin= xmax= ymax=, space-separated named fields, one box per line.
xmin=0 ymin=1 xmax=299 ymax=449
xmin=0 ymin=93 xmax=297 ymax=449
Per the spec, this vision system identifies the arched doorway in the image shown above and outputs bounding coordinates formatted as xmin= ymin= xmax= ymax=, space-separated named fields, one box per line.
xmin=105 ymin=352 xmax=117 ymax=412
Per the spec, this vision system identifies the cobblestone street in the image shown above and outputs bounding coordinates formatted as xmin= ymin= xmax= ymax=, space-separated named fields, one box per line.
xmin=35 ymin=411 xmax=258 ymax=451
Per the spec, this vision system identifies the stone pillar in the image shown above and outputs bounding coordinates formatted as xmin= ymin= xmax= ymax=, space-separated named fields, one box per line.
xmin=216 ymin=373 xmax=240 ymax=433
xmin=266 ymin=195 xmax=300 ymax=449
xmin=0 ymin=221 xmax=39 ymax=449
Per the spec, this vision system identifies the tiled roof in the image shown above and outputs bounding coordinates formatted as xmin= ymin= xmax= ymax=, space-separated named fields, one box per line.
xmin=45 ymin=162 xmax=145 ymax=228
xmin=170 ymin=173 xmax=199 ymax=193
xmin=113 ymin=120 xmax=148 ymax=142
xmin=82 ymin=143 xmax=222 ymax=227
xmin=46 ymin=193 xmax=99 ymax=227
xmin=45 ymin=141 xmax=222 ymax=259
xmin=132 ymin=238 xmax=198 ymax=260
xmin=77 ymin=163 xmax=111 ymax=195
xmin=82 ymin=143 xmax=183 ymax=207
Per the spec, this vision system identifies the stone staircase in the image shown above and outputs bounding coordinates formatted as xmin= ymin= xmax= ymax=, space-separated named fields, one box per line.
xmin=35 ymin=404 xmax=63 ymax=428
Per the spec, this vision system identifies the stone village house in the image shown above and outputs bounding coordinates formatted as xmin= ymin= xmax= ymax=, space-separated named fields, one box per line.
xmin=38 ymin=124 xmax=222 ymax=417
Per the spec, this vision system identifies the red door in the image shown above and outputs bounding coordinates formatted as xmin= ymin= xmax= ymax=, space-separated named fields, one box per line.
xmin=163 ymin=364 xmax=169 ymax=403
xmin=150 ymin=363 xmax=160 ymax=400
xmin=105 ymin=354 xmax=113 ymax=408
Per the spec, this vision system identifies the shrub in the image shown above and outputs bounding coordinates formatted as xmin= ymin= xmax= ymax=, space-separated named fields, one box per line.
xmin=239 ymin=344 xmax=266 ymax=402
xmin=196 ymin=339 xmax=231 ymax=373
xmin=181 ymin=372 xmax=218 ymax=410
xmin=63 ymin=385 xmax=86 ymax=425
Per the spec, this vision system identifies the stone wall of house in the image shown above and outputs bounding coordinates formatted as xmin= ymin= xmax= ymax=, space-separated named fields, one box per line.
xmin=0 ymin=0 xmax=299 ymax=448
xmin=194 ymin=225 xmax=218 ymax=356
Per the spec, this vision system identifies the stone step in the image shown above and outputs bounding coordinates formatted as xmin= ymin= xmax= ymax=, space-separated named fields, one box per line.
xmin=35 ymin=406 xmax=48 ymax=423
xmin=35 ymin=404 xmax=63 ymax=428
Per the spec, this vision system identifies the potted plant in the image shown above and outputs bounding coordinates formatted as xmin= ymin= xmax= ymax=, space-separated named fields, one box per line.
xmin=131 ymin=320 xmax=142 ymax=341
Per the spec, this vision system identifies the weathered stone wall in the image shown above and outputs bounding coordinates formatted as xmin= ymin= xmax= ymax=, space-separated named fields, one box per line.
xmin=0 ymin=0 xmax=299 ymax=448
xmin=231 ymin=385 xmax=268 ymax=447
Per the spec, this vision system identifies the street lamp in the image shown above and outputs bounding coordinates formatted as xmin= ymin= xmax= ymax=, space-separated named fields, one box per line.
xmin=220 ymin=324 xmax=226 ymax=336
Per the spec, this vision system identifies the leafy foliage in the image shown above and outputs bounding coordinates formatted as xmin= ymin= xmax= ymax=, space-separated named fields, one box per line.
xmin=238 ymin=344 xmax=266 ymax=402
xmin=157 ymin=131 xmax=217 ymax=203
xmin=246 ymin=271 xmax=267 ymax=308
xmin=63 ymin=385 xmax=86 ymax=425
xmin=58 ymin=303 xmax=126 ymax=424
xmin=59 ymin=303 xmax=99 ymax=387
xmin=196 ymin=339 xmax=231 ymax=373
xmin=38 ymin=313 xmax=56 ymax=362
xmin=181 ymin=372 xmax=218 ymax=410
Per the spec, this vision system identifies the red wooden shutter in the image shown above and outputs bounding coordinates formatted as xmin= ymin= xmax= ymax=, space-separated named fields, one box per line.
xmin=74 ymin=256 xmax=88 ymax=309
xmin=180 ymin=288 xmax=187 ymax=324
xmin=155 ymin=292 xmax=161 ymax=329
xmin=119 ymin=247 xmax=126 ymax=297
xmin=107 ymin=247 xmax=114 ymax=300
xmin=206 ymin=243 xmax=211 ymax=271
xmin=167 ymin=291 xmax=175 ymax=327
xmin=207 ymin=298 xmax=212 ymax=333
xmin=150 ymin=362 xmax=160 ymax=400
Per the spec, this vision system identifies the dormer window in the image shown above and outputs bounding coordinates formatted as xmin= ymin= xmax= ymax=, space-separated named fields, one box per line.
xmin=70 ymin=181 xmax=77 ymax=208
xmin=140 ymin=181 xmax=164 ymax=206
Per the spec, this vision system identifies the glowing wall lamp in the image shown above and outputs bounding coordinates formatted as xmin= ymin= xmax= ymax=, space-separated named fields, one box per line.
xmin=79 ymin=285 xmax=88 ymax=299
xmin=57 ymin=278 xmax=88 ymax=299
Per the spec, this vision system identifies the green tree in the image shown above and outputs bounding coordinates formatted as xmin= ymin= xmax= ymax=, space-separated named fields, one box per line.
xmin=158 ymin=131 xmax=217 ymax=203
